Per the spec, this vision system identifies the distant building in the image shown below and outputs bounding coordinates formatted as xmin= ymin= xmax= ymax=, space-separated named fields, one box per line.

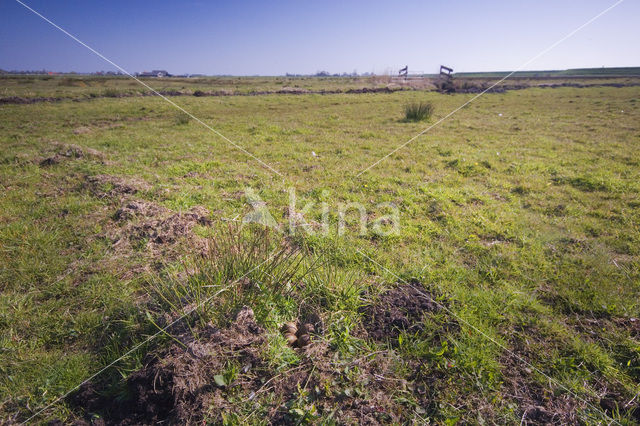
xmin=137 ymin=70 xmax=171 ymax=77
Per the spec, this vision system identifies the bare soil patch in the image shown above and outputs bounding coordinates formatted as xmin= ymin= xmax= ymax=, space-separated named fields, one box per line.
xmin=109 ymin=199 xmax=211 ymax=260
xmin=539 ymin=289 xmax=640 ymax=342
xmin=70 ymin=307 xmax=266 ymax=425
xmin=113 ymin=200 xmax=166 ymax=221
xmin=80 ymin=173 xmax=213 ymax=272
xmin=126 ymin=205 xmax=211 ymax=246
xmin=85 ymin=174 xmax=151 ymax=199
xmin=0 ymin=95 xmax=61 ymax=104
xmin=360 ymin=284 xmax=440 ymax=342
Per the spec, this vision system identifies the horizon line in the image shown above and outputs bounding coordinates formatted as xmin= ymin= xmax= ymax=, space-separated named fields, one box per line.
xmin=2 ymin=65 xmax=640 ymax=77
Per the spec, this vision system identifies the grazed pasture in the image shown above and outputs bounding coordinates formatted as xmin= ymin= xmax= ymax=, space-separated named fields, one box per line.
xmin=1 ymin=75 xmax=639 ymax=424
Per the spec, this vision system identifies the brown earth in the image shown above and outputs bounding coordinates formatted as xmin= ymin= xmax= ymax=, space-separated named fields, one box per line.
xmin=108 ymin=198 xmax=211 ymax=262
xmin=117 ymin=202 xmax=211 ymax=246
xmin=85 ymin=174 xmax=151 ymax=199
xmin=69 ymin=307 xmax=266 ymax=425
xmin=82 ymin=173 xmax=213 ymax=267
xmin=360 ymin=284 xmax=441 ymax=342
xmin=571 ymin=314 xmax=640 ymax=341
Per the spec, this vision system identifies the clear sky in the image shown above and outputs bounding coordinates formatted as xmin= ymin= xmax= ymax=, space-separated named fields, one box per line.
xmin=1 ymin=0 xmax=638 ymax=75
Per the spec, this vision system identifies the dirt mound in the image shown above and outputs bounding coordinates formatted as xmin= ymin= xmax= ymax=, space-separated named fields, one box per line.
xmin=108 ymin=198 xmax=211 ymax=262
xmin=434 ymin=79 xmax=508 ymax=94
xmin=39 ymin=155 xmax=63 ymax=167
xmin=0 ymin=95 xmax=61 ymax=104
xmin=71 ymin=307 xmax=266 ymax=425
xmin=345 ymin=87 xmax=395 ymax=94
xmin=85 ymin=175 xmax=213 ymax=268
xmin=612 ymin=316 xmax=640 ymax=339
xmin=360 ymin=284 xmax=440 ymax=341
xmin=39 ymin=142 xmax=104 ymax=167
xmin=277 ymin=87 xmax=310 ymax=94
xmin=86 ymin=174 xmax=151 ymax=199
xmin=114 ymin=200 xmax=167 ymax=222
xmin=127 ymin=205 xmax=211 ymax=245
xmin=56 ymin=142 xmax=103 ymax=159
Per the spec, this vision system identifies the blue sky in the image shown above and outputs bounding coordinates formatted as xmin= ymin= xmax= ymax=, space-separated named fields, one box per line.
xmin=0 ymin=0 xmax=638 ymax=75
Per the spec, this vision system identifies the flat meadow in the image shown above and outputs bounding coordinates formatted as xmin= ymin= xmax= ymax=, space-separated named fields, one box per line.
xmin=1 ymin=75 xmax=639 ymax=424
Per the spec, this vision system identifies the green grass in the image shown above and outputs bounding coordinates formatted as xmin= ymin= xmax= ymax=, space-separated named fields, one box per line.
xmin=0 ymin=74 xmax=399 ymax=100
xmin=403 ymin=101 xmax=434 ymax=122
xmin=0 ymin=76 xmax=639 ymax=423
xmin=456 ymin=66 xmax=640 ymax=78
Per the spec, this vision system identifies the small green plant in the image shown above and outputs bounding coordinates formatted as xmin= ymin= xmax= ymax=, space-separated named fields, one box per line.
xmin=174 ymin=111 xmax=191 ymax=125
xmin=403 ymin=101 xmax=434 ymax=122
xmin=213 ymin=362 xmax=239 ymax=388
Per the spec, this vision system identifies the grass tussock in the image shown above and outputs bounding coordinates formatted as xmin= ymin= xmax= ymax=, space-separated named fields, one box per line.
xmin=403 ymin=101 xmax=434 ymax=122
xmin=174 ymin=111 xmax=191 ymax=125
xmin=147 ymin=224 xmax=316 ymax=328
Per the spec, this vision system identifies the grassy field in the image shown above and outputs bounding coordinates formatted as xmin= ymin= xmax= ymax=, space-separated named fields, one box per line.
xmin=1 ymin=76 xmax=639 ymax=424
xmin=0 ymin=75 xmax=399 ymax=100
xmin=455 ymin=66 xmax=640 ymax=78
xmin=2 ymin=74 xmax=638 ymax=101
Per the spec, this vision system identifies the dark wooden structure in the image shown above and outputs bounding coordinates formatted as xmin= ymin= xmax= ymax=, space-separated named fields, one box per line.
xmin=440 ymin=65 xmax=453 ymax=78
